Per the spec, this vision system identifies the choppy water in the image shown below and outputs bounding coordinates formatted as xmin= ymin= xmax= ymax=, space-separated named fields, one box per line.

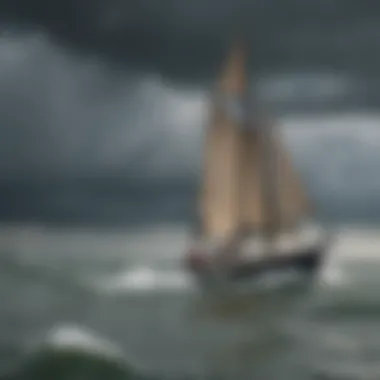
xmin=0 ymin=224 xmax=379 ymax=379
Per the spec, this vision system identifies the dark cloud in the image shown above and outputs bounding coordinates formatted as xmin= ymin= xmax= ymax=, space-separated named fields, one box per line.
xmin=0 ymin=32 xmax=205 ymax=179
xmin=0 ymin=8 xmax=378 ymax=180
xmin=1 ymin=0 xmax=380 ymax=82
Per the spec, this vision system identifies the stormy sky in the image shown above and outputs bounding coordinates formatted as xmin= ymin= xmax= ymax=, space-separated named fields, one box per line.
xmin=2 ymin=0 xmax=380 ymax=80
xmin=0 ymin=0 xmax=379 ymax=185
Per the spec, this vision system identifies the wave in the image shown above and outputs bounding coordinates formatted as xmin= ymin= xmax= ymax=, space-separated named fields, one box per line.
xmin=8 ymin=324 xmax=143 ymax=380
xmin=93 ymin=225 xmax=380 ymax=297
xmin=98 ymin=266 xmax=195 ymax=295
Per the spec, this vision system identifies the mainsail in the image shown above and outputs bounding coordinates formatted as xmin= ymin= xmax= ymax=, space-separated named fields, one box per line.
xmin=199 ymin=40 xmax=310 ymax=241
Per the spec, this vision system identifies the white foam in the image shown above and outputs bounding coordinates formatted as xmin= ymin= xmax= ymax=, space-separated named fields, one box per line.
xmin=330 ymin=226 xmax=380 ymax=261
xmin=32 ymin=324 xmax=125 ymax=362
xmin=318 ymin=263 xmax=348 ymax=288
xmin=241 ymin=223 xmax=324 ymax=259
xmin=100 ymin=266 xmax=195 ymax=294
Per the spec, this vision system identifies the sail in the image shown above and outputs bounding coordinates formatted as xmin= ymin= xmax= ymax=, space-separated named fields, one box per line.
xmin=271 ymin=132 xmax=311 ymax=230
xmin=236 ymin=129 xmax=265 ymax=231
xmin=200 ymin=112 xmax=241 ymax=239
xmin=199 ymin=40 xmax=310 ymax=240
xmin=200 ymin=41 xmax=247 ymax=239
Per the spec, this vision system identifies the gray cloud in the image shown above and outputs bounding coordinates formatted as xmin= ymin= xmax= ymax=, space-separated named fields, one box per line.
xmin=0 ymin=31 xmax=379 ymax=188
xmin=2 ymin=0 xmax=380 ymax=82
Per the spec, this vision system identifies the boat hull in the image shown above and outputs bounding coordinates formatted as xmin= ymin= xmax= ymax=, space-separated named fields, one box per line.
xmin=185 ymin=242 xmax=327 ymax=291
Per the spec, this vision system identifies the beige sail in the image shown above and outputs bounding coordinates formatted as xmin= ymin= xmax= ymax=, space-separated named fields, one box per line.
xmin=200 ymin=113 xmax=241 ymax=239
xmin=236 ymin=129 xmax=265 ymax=230
xmin=218 ymin=41 xmax=246 ymax=94
xmin=199 ymin=40 xmax=310 ymax=240
xmin=271 ymin=132 xmax=311 ymax=230
xmin=200 ymin=41 xmax=246 ymax=239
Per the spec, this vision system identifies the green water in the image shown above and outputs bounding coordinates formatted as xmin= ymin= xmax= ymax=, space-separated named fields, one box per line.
xmin=1 ymin=225 xmax=380 ymax=380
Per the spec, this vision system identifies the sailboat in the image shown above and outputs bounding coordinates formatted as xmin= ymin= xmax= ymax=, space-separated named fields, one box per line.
xmin=184 ymin=40 xmax=330 ymax=288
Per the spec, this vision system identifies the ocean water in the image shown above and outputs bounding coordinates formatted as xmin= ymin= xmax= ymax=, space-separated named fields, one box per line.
xmin=0 ymin=223 xmax=379 ymax=380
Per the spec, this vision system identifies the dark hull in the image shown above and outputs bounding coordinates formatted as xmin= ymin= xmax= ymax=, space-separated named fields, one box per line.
xmin=186 ymin=243 xmax=327 ymax=288
xmin=229 ymin=246 xmax=324 ymax=281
